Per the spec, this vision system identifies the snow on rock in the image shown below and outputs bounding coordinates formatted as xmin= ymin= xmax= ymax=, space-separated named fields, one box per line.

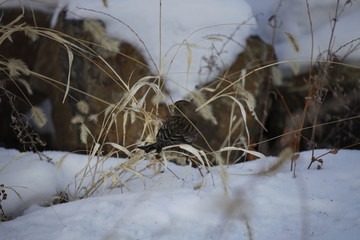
xmin=63 ymin=0 xmax=256 ymax=101
xmin=2 ymin=0 xmax=255 ymax=101
xmin=2 ymin=1 xmax=360 ymax=90
xmin=1 ymin=0 xmax=60 ymax=13
xmin=249 ymin=0 xmax=360 ymax=76
xmin=0 ymin=148 xmax=360 ymax=239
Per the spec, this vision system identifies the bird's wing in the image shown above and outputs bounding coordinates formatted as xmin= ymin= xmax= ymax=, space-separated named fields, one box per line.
xmin=156 ymin=116 xmax=197 ymax=144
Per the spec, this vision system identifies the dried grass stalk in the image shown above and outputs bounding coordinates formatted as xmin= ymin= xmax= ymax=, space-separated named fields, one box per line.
xmin=88 ymin=114 xmax=99 ymax=123
xmin=192 ymin=91 xmax=217 ymax=125
xmin=80 ymin=123 xmax=90 ymax=144
xmin=284 ymin=31 xmax=300 ymax=53
xmin=16 ymin=78 xmax=33 ymax=95
xmin=71 ymin=115 xmax=84 ymax=124
xmin=62 ymin=45 xmax=73 ymax=103
xmin=77 ymin=100 xmax=90 ymax=114
xmin=23 ymin=26 xmax=39 ymax=42
xmin=7 ymin=58 xmax=30 ymax=77
xmin=83 ymin=19 xmax=121 ymax=53
xmin=31 ymin=106 xmax=47 ymax=128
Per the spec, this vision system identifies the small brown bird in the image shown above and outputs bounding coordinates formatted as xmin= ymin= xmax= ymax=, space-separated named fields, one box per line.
xmin=138 ymin=100 xmax=198 ymax=153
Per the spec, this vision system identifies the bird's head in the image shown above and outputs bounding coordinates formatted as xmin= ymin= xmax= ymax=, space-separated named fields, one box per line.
xmin=170 ymin=100 xmax=197 ymax=118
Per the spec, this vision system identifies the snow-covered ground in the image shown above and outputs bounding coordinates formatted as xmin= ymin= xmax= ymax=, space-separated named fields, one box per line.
xmin=1 ymin=1 xmax=360 ymax=239
xmin=2 ymin=0 xmax=360 ymax=99
xmin=0 ymin=147 xmax=359 ymax=239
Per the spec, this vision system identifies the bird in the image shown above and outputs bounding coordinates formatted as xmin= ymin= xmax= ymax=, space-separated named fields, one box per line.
xmin=138 ymin=100 xmax=199 ymax=153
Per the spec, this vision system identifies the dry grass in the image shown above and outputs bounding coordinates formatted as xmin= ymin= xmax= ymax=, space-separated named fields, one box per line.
xmin=0 ymin=183 xmax=24 ymax=221
xmin=1 ymin=0 xmax=359 ymax=187
xmin=0 ymin=4 xmax=265 ymax=199
xmin=1 ymin=4 xmax=360 ymax=238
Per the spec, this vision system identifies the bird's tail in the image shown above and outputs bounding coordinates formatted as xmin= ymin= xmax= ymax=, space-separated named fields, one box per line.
xmin=138 ymin=143 xmax=157 ymax=153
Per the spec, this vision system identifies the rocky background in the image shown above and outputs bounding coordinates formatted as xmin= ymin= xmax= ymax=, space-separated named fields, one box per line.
xmin=1 ymin=9 xmax=359 ymax=162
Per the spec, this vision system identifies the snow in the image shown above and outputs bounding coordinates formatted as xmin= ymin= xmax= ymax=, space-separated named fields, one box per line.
xmin=1 ymin=147 xmax=360 ymax=239
xmin=249 ymin=0 xmax=360 ymax=75
xmin=62 ymin=0 xmax=256 ymax=101
xmin=1 ymin=2 xmax=360 ymax=237
xmin=2 ymin=0 xmax=360 ymax=96
xmin=1 ymin=0 xmax=257 ymax=100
